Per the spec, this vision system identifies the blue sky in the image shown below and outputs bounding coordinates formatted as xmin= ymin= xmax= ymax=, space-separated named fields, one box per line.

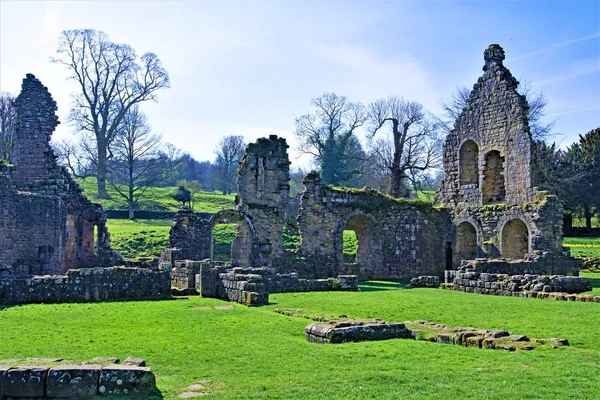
xmin=1 ymin=0 xmax=598 ymax=167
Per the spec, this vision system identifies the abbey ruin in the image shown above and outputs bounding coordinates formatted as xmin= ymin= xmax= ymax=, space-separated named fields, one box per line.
xmin=0 ymin=74 xmax=120 ymax=277
xmin=0 ymin=45 xmax=582 ymax=306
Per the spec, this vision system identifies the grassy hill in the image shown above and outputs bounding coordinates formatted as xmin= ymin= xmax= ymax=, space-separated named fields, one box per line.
xmin=77 ymin=177 xmax=236 ymax=213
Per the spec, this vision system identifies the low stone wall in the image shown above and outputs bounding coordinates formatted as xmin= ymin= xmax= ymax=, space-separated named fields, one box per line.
xmin=442 ymin=268 xmax=599 ymax=302
xmin=459 ymin=254 xmax=579 ymax=276
xmin=0 ymin=364 xmax=157 ymax=397
xmin=186 ymin=261 xmax=358 ymax=306
xmin=0 ymin=266 xmax=171 ymax=305
xmin=407 ymin=276 xmax=440 ymax=288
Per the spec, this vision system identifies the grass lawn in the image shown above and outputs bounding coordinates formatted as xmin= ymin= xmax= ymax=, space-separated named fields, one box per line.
xmin=564 ymin=237 xmax=600 ymax=258
xmin=0 ymin=280 xmax=599 ymax=399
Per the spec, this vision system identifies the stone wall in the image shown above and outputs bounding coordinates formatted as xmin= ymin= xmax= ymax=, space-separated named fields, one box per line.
xmin=168 ymin=260 xmax=358 ymax=306
xmin=433 ymin=45 xmax=574 ymax=272
xmin=443 ymin=268 xmax=595 ymax=298
xmin=298 ymin=172 xmax=454 ymax=279
xmin=0 ymin=74 xmax=120 ymax=275
xmin=0 ymin=267 xmax=170 ymax=305
xmin=236 ymin=135 xmax=291 ymax=266
xmin=0 ymin=363 xmax=157 ymax=397
xmin=457 ymin=253 xmax=579 ymax=276
xmin=436 ymin=44 xmax=534 ymax=208
xmin=451 ymin=191 xmax=566 ymax=263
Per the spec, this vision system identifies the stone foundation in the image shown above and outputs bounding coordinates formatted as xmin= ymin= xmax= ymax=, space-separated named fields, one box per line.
xmin=305 ymin=319 xmax=570 ymax=351
xmin=0 ymin=267 xmax=170 ymax=305
xmin=442 ymin=268 xmax=598 ymax=302
xmin=306 ymin=320 xmax=412 ymax=344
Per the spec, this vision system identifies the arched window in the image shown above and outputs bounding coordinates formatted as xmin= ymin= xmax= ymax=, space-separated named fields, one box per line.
xmin=501 ymin=219 xmax=529 ymax=259
xmin=482 ymin=150 xmax=505 ymax=204
xmin=459 ymin=140 xmax=479 ymax=185
xmin=457 ymin=221 xmax=478 ymax=261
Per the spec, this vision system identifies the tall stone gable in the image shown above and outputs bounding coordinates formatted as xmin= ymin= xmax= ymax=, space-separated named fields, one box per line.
xmin=436 ymin=44 xmax=534 ymax=209
xmin=11 ymin=74 xmax=62 ymax=185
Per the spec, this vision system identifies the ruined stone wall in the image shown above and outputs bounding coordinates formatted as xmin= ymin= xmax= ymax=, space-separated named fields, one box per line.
xmin=186 ymin=261 xmax=357 ymax=306
xmin=0 ymin=187 xmax=65 ymax=275
xmin=167 ymin=207 xmax=212 ymax=262
xmin=437 ymin=44 xmax=534 ymax=208
xmin=452 ymin=192 xmax=565 ymax=262
xmin=0 ymin=267 xmax=170 ymax=305
xmin=0 ymin=74 xmax=119 ymax=275
xmin=443 ymin=268 xmax=593 ymax=296
xmin=298 ymin=173 xmax=454 ymax=279
xmin=11 ymin=74 xmax=62 ymax=185
xmin=236 ymin=135 xmax=290 ymax=266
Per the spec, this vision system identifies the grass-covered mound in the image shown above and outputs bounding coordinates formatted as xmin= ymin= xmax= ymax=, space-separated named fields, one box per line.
xmin=0 ymin=279 xmax=599 ymax=399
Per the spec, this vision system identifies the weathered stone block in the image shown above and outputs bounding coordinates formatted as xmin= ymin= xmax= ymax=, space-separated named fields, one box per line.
xmin=98 ymin=365 xmax=156 ymax=396
xmin=5 ymin=366 xmax=48 ymax=397
xmin=46 ymin=364 xmax=101 ymax=397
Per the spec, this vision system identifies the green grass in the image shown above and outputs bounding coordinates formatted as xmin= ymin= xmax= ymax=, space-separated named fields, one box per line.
xmin=78 ymin=177 xmax=235 ymax=213
xmin=107 ymin=219 xmax=172 ymax=260
xmin=1 ymin=279 xmax=599 ymax=399
xmin=564 ymin=237 xmax=600 ymax=258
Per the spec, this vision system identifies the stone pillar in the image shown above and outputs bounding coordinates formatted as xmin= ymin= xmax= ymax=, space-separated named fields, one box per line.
xmin=236 ymin=135 xmax=290 ymax=266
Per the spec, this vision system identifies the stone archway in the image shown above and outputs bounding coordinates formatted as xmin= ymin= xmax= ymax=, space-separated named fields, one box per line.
xmin=459 ymin=140 xmax=479 ymax=185
xmin=342 ymin=214 xmax=376 ymax=267
xmin=482 ymin=150 xmax=505 ymax=204
xmin=457 ymin=221 xmax=478 ymax=261
xmin=209 ymin=210 xmax=256 ymax=267
xmin=501 ymin=219 xmax=529 ymax=259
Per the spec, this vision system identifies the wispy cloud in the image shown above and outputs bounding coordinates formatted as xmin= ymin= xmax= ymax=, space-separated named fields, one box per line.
xmin=547 ymin=106 xmax=600 ymax=118
xmin=508 ymin=32 xmax=600 ymax=62
xmin=533 ymin=58 xmax=600 ymax=85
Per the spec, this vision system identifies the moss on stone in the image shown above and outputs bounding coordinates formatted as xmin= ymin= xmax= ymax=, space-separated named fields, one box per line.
xmin=325 ymin=185 xmax=438 ymax=213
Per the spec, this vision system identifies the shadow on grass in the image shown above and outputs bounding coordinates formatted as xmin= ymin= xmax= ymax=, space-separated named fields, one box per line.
xmin=359 ymin=281 xmax=407 ymax=292
xmin=588 ymin=277 xmax=600 ymax=289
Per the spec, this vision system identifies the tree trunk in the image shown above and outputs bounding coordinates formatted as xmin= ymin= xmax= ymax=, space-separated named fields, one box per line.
xmin=128 ymin=202 xmax=135 ymax=220
xmin=389 ymin=166 xmax=403 ymax=198
xmin=584 ymin=204 xmax=592 ymax=231
xmin=96 ymin=138 xmax=111 ymax=199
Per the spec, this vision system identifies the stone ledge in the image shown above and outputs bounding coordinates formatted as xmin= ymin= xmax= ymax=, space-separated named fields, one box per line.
xmin=0 ymin=362 xmax=158 ymax=398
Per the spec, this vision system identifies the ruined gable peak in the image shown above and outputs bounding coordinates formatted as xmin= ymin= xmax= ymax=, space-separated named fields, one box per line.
xmin=483 ymin=44 xmax=505 ymax=70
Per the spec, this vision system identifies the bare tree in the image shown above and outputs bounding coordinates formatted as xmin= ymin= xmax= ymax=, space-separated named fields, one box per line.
xmin=53 ymin=138 xmax=95 ymax=178
xmin=368 ymin=97 xmax=442 ymax=198
xmin=294 ymin=93 xmax=368 ymax=185
xmin=440 ymin=82 xmax=555 ymax=141
xmin=52 ymin=29 xmax=169 ymax=198
xmin=0 ymin=92 xmax=16 ymax=161
xmin=107 ymin=106 xmax=164 ymax=219
xmin=213 ymin=135 xmax=246 ymax=195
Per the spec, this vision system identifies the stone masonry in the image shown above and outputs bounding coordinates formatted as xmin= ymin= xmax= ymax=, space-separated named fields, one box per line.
xmin=298 ymin=173 xmax=454 ymax=279
xmin=435 ymin=45 xmax=574 ymax=272
xmin=0 ymin=74 xmax=120 ymax=276
xmin=236 ymin=135 xmax=291 ymax=266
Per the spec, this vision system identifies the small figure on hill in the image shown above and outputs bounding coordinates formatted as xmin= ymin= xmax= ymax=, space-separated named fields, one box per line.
xmin=173 ymin=185 xmax=191 ymax=207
